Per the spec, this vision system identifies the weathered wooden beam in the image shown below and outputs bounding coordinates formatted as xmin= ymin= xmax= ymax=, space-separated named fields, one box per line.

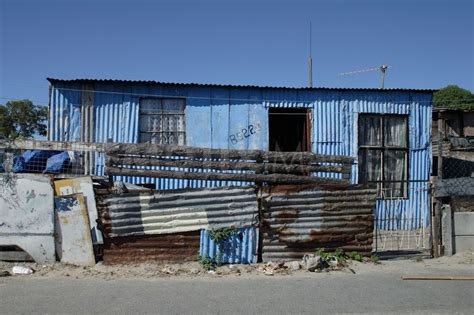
xmin=444 ymin=150 xmax=474 ymax=162
xmin=107 ymin=156 xmax=352 ymax=175
xmin=0 ymin=139 xmax=106 ymax=152
xmin=106 ymin=143 xmax=354 ymax=164
xmin=402 ymin=275 xmax=474 ymax=281
xmin=107 ymin=166 xmax=349 ymax=185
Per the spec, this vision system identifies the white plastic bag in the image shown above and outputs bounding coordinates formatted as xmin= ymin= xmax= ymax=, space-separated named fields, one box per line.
xmin=11 ymin=266 xmax=34 ymax=275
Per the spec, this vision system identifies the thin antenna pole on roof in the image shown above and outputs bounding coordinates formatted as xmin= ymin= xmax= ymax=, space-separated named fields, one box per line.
xmin=380 ymin=64 xmax=388 ymax=89
xmin=339 ymin=65 xmax=392 ymax=89
xmin=308 ymin=21 xmax=313 ymax=88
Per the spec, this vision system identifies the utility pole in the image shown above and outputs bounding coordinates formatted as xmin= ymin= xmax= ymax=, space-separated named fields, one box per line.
xmin=308 ymin=22 xmax=313 ymax=88
xmin=380 ymin=65 xmax=389 ymax=89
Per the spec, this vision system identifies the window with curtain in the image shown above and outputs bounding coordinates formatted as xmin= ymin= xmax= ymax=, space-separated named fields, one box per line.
xmin=139 ymin=98 xmax=186 ymax=145
xmin=358 ymin=114 xmax=409 ymax=198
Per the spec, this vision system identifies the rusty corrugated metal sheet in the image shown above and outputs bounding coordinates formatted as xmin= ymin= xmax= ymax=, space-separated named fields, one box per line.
xmin=102 ymin=231 xmax=200 ymax=264
xmin=97 ymin=187 xmax=258 ymax=237
xmin=261 ymin=187 xmax=377 ymax=262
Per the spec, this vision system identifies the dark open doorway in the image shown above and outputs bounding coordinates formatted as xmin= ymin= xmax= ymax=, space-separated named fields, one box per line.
xmin=269 ymin=108 xmax=311 ymax=152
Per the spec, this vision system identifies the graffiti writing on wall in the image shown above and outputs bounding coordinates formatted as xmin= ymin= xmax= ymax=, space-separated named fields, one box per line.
xmin=229 ymin=123 xmax=262 ymax=145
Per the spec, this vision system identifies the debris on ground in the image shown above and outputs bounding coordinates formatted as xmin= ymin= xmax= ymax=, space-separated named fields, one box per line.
xmin=257 ymin=261 xmax=287 ymax=276
xmin=0 ymin=270 xmax=11 ymax=277
xmin=302 ymin=254 xmax=324 ymax=272
xmin=11 ymin=266 xmax=34 ymax=275
xmin=401 ymin=275 xmax=474 ymax=281
xmin=283 ymin=261 xmax=301 ymax=271
xmin=1 ymin=251 xmax=470 ymax=280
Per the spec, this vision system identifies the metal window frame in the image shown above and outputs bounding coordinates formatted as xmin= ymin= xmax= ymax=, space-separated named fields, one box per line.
xmin=358 ymin=114 xmax=410 ymax=199
xmin=139 ymin=97 xmax=186 ymax=145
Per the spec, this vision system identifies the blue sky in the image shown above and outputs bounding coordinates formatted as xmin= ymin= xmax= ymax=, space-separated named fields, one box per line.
xmin=0 ymin=0 xmax=473 ymax=106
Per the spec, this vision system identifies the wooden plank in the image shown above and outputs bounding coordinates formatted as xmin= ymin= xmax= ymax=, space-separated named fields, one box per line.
xmin=107 ymin=166 xmax=350 ymax=185
xmin=81 ymin=83 xmax=95 ymax=175
xmin=0 ymin=139 xmax=106 ymax=152
xmin=402 ymin=275 xmax=474 ymax=281
xmin=106 ymin=143 xmax=354 ymax=164
xmin=107 ymin=156 xmax=351 ymax=175
xmin=55 ymin=194 xmax=95 ymax=266
xmin=444 ymin=150 xmax=474 ymax=162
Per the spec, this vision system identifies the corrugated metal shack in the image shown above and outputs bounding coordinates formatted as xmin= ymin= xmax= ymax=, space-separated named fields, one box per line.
xmin=46 ymin=78 xmax=434 ymax=260
xmin=48 ymin=78 xmax=434 ymax=229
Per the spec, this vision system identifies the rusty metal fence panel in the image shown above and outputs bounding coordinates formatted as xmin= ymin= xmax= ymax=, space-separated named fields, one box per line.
xmin=102 ymin=231 xmax=201 ymax=265
xmin=261 ymin=187 xmax=377 ymax=262
xmin=98 ymin=187 xmax=259 ymax=237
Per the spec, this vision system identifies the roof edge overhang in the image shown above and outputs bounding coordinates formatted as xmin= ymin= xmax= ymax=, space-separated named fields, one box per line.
xmin=47 ymin=77 xmax=437 ymax=93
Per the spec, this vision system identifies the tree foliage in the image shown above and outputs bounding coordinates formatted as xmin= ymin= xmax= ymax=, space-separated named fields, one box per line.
xmin=433 ymin=85 xmax=474 ymax=110
xmin=0 ymin=100 xmax=48 ymax=140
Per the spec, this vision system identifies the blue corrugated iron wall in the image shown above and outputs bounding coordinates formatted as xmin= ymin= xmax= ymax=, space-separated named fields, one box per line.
xmin=48 ymin=82 xmax=82 ymax=141
xmin=200 ymin=227 xmax=258 ymax=264
xmin=311 ymin=90 xmax=432 ymax=229
xmin=48 ymin=82 xmax=432 ymax=230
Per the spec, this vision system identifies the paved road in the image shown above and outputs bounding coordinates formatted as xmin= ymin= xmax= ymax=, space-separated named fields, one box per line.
xmin=1 ymin=268 xmax=473 ymax=314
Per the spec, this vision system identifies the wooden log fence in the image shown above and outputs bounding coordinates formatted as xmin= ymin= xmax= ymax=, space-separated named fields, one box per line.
xmin=106 ymin=166 xmax=348 ymax=185
xmin=106 ymin=143 xmax=354 ymax=164
xmin=106 ymin=143 xmax=354 ymax=185
xmin=107 ymin=156 xmax=351 ymax=175
xmin=0 ymin=140 xmax=355 ymax=185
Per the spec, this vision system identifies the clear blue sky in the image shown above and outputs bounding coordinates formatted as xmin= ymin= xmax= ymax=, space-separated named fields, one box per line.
xmin=0 ymin=0 xmax=473 ymax=106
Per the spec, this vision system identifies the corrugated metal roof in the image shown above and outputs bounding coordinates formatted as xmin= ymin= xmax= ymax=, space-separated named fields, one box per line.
xmin=46 ymin=77 xmax=436 ymax=93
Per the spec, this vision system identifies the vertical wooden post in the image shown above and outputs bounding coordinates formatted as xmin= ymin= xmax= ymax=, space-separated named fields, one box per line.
xmin=4 ymin=151 xmax=14 ymax=173
xmin=107 ymin=138 xmax=114 ymax=187
xmin=433 ymin=114 xmax=445 ymax=257
xmin=81 ymin=83 xmax=95 ymax=176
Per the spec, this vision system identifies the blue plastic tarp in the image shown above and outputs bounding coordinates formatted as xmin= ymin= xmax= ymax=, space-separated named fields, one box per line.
xmin=13 ymin=150 xmax=62 ymax=173
xmin=45 ymin=151 xmax=71 ymax=173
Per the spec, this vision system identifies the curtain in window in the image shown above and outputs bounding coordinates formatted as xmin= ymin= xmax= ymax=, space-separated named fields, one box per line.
xmin=384 ymin=116 xmax=407 ymax=147
xmin=383 ymin=150 xmax=407 ymax=198
xmin=358 ymin=149 xmax=382 ymax=184
xmin=358 ymin=114 xmax=409 ymax=199
xmin=359 ymin=115 xmax=381 ymax=146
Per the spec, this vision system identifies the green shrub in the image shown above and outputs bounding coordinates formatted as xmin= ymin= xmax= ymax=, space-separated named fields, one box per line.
xmin=370 ymin=255 xmax=380 ymax=264
xmin=198 ymin=255 xmax=215 ymax=271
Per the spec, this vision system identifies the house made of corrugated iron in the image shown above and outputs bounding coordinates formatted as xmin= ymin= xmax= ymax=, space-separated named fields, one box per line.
xmin=47 ymin=78 xmax=434 ymax=230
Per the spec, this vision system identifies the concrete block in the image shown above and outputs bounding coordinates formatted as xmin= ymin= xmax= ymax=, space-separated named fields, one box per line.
xmin=441 ymin=205 xmax=453 ymax=256
xmin=453 ymin=212 xmax=474 ymax=235
xmin=0 ymin=174 xmax=55 ymax=263
xmin=454 ymin=236 xmax=474 ymax=252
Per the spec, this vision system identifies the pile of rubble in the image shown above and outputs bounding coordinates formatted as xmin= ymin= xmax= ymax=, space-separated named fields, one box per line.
xmin=255 ymin=253 xmax=347 ymax=276
xmin=1 ymin=251 xmax=368 ymax=279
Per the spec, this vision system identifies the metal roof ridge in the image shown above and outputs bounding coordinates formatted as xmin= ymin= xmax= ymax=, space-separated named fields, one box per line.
xmin=46 ymin=77 xmax=437 ymax=92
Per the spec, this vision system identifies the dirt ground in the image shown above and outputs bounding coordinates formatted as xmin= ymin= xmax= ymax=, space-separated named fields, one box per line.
xmin=1 ymin=251 xmax=473 ymax=280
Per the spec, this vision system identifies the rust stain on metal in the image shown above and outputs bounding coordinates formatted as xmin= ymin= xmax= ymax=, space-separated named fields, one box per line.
xmin=261 ymin=183 xmax=350 ymax=194
xmin=261 ymin=186 xmax=377 ymax=262
xmin=274 ymin=209 xmax=299 ymax=219
xmin=102 ymin=231 xmax=200 ymax=265
xmin=96 ymin=187 xmax=258 ymax=237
